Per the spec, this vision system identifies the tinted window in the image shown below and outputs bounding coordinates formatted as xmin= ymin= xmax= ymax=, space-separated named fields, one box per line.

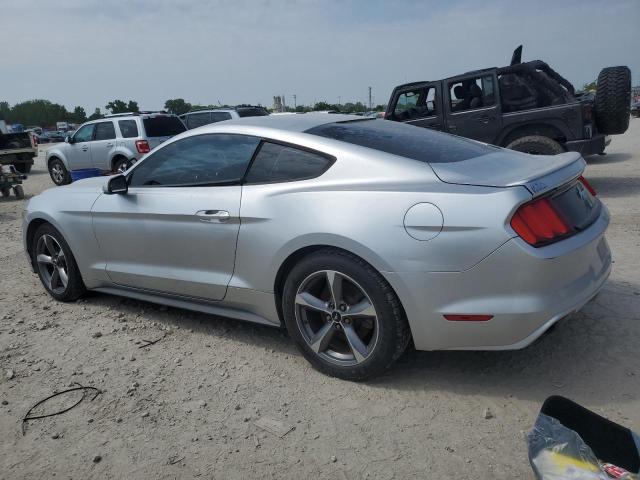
xmin=186 ymin=112 xmax=212 ymax=129
xmin=246 ymin=142 xmax=332 ymax=184
xmin=73 ymin=124 xmax=94 ymax=143
xmin=237 ymin=107 xmax=269 ymax=118
xmin=449 ymin=75 xmax=495 ymax=112
xmin=118 ymin=120 xmax=139 ymax=138
xmin=306 ymin=119 xmax=494 ymax=164
xmin=210 ymin=112 xmax=233 ymax=122
xmin=129 ymin=134 xmax=260 ymax=187
xmin=94 ymin=121 xmax=116 ymax=140
xmin=142 ymin=116 xmax=187 ymax=137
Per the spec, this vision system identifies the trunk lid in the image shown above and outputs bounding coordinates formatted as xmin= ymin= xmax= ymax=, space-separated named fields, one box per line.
xmin=429 ymin=149 xmax=585 ymax=196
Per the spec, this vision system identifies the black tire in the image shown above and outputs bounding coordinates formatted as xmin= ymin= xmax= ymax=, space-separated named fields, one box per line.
xmin=282 ymin=249 xmax=411 ymax=381
xmin=506 ymin=135 xmax=565 ymax=155
xmin=1 ymin=187 xmax=11 ymax=198
xmin=48 ymin=157 xmax=71 ymax=186
xmin=112 ymin=156 xmax=131 ymax=174
xmin=14 ymin=163 xmax=32 ymax=174
xmin=13 ymin=185 xmax=24 ymax=199
xmin=32 ymin=223 xmax=86 ymax=302
xmin=595 ymin=66 xmax=631 ymax=135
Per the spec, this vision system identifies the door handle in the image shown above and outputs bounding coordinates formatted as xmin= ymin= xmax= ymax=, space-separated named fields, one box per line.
xmin=477 ymin=115 xmax=494 ymax=124
xmin=82 ymin=146 xmax=89 ymax=151
xmin=195 ymin=210 xmax=230 ymax=223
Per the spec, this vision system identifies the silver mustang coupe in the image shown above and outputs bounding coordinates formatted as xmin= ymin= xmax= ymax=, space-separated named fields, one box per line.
xmin=23 ymin=114 xmax=611 ymax=380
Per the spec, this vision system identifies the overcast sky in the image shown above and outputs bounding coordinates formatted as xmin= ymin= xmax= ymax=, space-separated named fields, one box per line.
xmin=1 ymin=0 xmax=639 ymax=112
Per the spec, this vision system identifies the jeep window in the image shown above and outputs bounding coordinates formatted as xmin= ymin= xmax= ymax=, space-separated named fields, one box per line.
xmin=142 ymin=115 xmax=187 ymax=137
xmin=306 ymin=119 xmax=494 ymax=163
xmin=73 ymin=124 xmax=94 ymax=143
xmin=129 ymin=134 xmax=260 ymax=187
xmin=245 ymin=142 xmax=333 ymax=184
xmin=118 ymin=120 xmax=139 ymax=138
xmin=94 ymin=122 xmax=116 ymax=141
xmin=210 ymin=112 xmax=233 ymax=123
xmin=449 ymin=75 xmax=495 ymax=112
xmin=392 ymin=86 xmax=436 ymax=121
xmin=186 ymin=112 xmax=212 ymax=129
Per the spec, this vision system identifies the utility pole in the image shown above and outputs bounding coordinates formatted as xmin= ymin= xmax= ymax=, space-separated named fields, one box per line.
xmin=293 ymin=94 xmax=297 ymax=110
xmin=368 ymin=86 xmax=372 ymax=111
xmin=338 ymin=96 xmax=341 ymax=106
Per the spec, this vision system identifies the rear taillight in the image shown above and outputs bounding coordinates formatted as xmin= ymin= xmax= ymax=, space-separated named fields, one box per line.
xmin=510 ymin=197 xmax=570 ymax=246
xmin=579 ymin=175 xmax=597 ymax=196
xmin=135 ymin=140 xmax=150 ymax=154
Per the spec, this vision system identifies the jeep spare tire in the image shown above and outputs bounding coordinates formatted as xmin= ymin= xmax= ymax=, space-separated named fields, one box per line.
xmin=595 ymin=66 xmax=631 ymax=135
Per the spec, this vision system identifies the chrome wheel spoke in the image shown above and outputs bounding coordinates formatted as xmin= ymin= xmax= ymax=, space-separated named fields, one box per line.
xmin=296 ymin=292 xmax=330 ymax=313
xmin=309 ymin=322 xmax=336 ymax=354
xmin=343 ymin=324 xmax=368 ymax=363
xmin=57 ymin=267 xmax=68 ymax=288
xmin=50 ymin=268 xmax=60 ymax=290
xmin=326 ymin=270 xmax=343 ymax=306
xmin=44 ymin=235 xmax=57 ymax=256
xmin=36 ymin=254 xmax=53 ymax=265
xmin=344 ymin=298 xmax=376 ymax=318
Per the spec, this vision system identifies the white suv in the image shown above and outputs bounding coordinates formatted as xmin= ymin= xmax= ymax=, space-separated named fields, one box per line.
xmin=180 ymin=106 xmax=269 ymax=130
xmin=46 ymin=112 xmax=186 ymax=185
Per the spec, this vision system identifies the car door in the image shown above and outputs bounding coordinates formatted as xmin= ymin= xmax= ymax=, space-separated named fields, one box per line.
xmin=66 ymin=123 xmax=95 ymax=169
xmin=91 ymin=133 xmax=261 ymax=301
xmin=90 ymin=121 xmax=117 ymax=171
xmin=444 ymin=72 xmax=502 ymax=143
xmin=386 ymin=82 xmax=444 ymax=131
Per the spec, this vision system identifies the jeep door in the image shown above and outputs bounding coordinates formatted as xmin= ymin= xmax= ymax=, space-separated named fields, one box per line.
xmin=444 ymin=72 xmax=502 ymax=143
xmin=386 ymin=82 xmax=444 ymax=131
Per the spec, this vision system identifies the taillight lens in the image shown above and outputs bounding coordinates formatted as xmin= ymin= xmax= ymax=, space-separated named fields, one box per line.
xmin=511 ymin=197 xmax=570 ymax=246
xmin=135 ymin=140 xmax=150 ymax=154
xmin=579 ymin=175 xmax=597 ymax=196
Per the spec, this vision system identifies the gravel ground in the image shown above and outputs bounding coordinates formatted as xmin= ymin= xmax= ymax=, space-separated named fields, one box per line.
xmin=1 ymin=121 xmax=639 ymax=479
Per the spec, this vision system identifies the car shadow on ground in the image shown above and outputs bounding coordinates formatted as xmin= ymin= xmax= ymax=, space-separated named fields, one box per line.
xmin=586 ymin=152 xmax=633 ymax=165
xmin=587 ymin=176 xmax=640 ymax=198
xmin=82 ymin=279 xmax=639 ymax=408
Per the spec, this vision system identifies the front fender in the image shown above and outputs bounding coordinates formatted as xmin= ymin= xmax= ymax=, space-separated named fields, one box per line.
xmin=46 ymin=147 xmax=70 ymax=169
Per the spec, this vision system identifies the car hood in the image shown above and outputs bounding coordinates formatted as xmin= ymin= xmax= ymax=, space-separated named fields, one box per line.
xmin=429 ymin=150 xmax=585 ymax=195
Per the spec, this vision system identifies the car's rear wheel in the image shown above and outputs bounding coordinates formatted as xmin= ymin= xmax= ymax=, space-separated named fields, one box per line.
xmin=506 ymin=135 xmax=565 ymax=155
xmin=48 ymin=158 xmax=71 ymax=185
xmin=283 ymin=249 xmax=410 ymax=380
xmin=32 ymin=223 xmax=86 ymax=302
xmin=113 ymin=156 xmax=131 ymax=174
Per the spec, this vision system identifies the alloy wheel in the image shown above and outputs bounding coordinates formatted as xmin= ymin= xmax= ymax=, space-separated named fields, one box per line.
xmin=295 ymin=270 xmax=379 ymax=366
xmin=35 ymin=234 xmax=69 ymax=294
xmin=51 ymin=163 xmax=65 ymax=184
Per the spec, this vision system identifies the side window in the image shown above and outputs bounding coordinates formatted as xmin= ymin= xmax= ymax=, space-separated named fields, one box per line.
xmin=449 ymin=75 xmax=495 ymax=112
xmin=186 ymin=112 xmax=212 ymax=129
xmin=210 ymin=112 xmax=233 ymax=123
xmin=245 ymin=142 xmax=333 ymax=184
xmin=118 ymin=120 xmax=139 ymax=138
xmin=73 ymin=124 xmax=94 ymax=143
xmin=94 ymin=122 xmax=116 ymax=141
xmin=393 ymin=86 xmax=437 ymax=121
xmin=129 ymin=134 xmax=260 ymax=187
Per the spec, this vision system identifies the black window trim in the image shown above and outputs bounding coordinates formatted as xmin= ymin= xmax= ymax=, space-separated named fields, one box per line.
xmin=240 ymin=138 xmax=336 ymax=186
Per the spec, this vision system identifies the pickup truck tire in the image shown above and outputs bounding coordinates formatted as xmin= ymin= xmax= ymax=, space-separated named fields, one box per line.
xmin=13 ymin=185 xmax=24 ymax=199
xmin=14 ymin=163 xmax=32 ymax=174
xmin=48 ymin=158 xmax=71 ymax=186
xmin=506 ymin=135 xmax=565 ymax=155
xmin=1 ymin=187 xmax=11 ymax=197
xmin=595 ymin=66 xmax=631 ymax=135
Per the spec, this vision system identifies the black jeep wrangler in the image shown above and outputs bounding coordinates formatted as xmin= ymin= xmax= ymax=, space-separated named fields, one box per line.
xmin=385 ymin=46 xmax=631 ymax=155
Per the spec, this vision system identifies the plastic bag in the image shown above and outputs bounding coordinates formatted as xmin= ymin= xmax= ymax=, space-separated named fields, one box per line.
xmin=528 ymin=413 xmax=609 ymax=480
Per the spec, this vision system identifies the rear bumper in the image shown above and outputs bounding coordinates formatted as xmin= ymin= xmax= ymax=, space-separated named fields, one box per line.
xmin=565 ymin=134 xmax=609 ymax=156
xmin=384 ymin=205 xmax=611 ymax=351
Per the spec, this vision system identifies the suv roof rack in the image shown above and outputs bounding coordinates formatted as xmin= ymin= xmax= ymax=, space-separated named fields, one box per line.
xmin=103 ymin=111 xmax=170 ymax=118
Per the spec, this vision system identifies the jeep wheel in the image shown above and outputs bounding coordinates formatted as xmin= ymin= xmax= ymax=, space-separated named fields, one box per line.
xmin=595 ymin=66 xmax=631 ymax=135
xmin=506 ymin=135 xmax=565 ymax=155
xmin=48 ymin=158 xmax=71 ymax=186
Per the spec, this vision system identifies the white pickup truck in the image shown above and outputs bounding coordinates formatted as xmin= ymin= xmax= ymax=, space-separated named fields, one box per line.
xmin=0 ymin=119 xmax=38 ymax=173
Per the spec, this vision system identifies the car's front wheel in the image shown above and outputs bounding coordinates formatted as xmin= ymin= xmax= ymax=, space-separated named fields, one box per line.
xmin=32 ymin=223 xmax=86 ymax=302
xmin=283 ymin=249 xmax=410 ymax=380
xmin=48 ymin=158 xmax=71 ymax=186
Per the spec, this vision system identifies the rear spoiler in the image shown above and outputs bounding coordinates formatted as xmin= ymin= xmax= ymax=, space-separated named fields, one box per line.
xmin=522 ymin=152 xmax=585 ymax=197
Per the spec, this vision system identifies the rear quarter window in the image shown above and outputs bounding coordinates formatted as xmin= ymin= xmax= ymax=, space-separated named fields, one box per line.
xmin=142 ymin=116 xmax=186 ymax=137
xmin=118 ymin=120 xmax=139 ymax=138
xmin=306 ymin=119 xmax=494 ymax=163
xmin=245 ymin=142 xmax=333 ymax=183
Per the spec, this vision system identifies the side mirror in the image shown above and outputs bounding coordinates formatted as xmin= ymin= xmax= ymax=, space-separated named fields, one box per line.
xmin=105 ymin=174 xmax=128 ymax=194
xmin=65 ymin=135 xmax=72 ymax=144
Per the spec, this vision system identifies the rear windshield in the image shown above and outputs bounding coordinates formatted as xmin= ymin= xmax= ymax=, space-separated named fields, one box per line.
xmin=142 ymin=116 xmax=186 ymax=137
xmin=237 ymin=108 xmax=269 ymax=118
xmin=306 ymin=119 xmax=494 ymax=163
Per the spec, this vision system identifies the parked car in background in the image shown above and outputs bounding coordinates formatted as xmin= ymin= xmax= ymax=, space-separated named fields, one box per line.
xmin=45 ymin=111 xmax=186 ymax=185
xmin=631 ymin=101 xmax=640 ymax=118
xmin=24 ymin=114 xmax=610 ymax=380
xmin=46 ymin=131 xmax=67 ymax=143
xmin=180 ymin=105 xmax=269 ymax=130
xmin=385 ymin=46 xmax=631 ymax=156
